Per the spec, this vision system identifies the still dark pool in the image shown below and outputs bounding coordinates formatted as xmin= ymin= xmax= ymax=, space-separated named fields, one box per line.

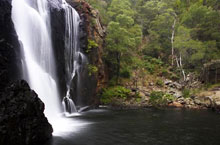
xmin=45 ymin=108 xmax=220 ymax=145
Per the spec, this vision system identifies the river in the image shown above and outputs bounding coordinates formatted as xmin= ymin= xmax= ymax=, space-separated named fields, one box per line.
xmin=44 ymin=108 xmax=220 ymax=145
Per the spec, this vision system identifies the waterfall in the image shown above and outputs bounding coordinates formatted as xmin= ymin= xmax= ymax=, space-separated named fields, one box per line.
xmin=12 ymin=0 xmax=61 ymax=123
xmin=62 ymin=0 xmax=87 ymax=114
xmin=11 ymin=0 xmax=88 ymax=135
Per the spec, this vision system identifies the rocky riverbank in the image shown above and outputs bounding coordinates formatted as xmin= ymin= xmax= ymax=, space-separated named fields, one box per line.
xmin=100 ymin=78 xmax=220 ymax=112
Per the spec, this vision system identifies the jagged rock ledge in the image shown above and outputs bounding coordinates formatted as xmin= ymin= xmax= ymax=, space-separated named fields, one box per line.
xmin=0 ymin=80 xmax=53 ymax=145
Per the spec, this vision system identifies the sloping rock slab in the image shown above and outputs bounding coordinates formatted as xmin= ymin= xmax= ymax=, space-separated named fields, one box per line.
xmin=0 ymin=80 xmax=53 ymax=145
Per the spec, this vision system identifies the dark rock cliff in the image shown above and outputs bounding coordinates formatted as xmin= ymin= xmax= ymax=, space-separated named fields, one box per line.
xmin=0 ymin=0 xmax=21 ymax=91
xmin=67 ymin=0 xmax=107 ymax=105
xmin=0 ymin=80 xmax=53 ymax=145
xmin=49 ymin=0 xmax=106 ymax=106
xmin=49 ymin=1 xmax=67 ymax=98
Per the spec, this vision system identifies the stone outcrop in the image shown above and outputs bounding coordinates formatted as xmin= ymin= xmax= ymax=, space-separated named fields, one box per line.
xmin=0 ymin=80 xmax=53 ymax=145
xmin=203 ymin=60 xmax=220 ymax=84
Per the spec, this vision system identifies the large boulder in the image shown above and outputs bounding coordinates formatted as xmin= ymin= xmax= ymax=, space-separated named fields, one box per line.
xmin=0 ymin=80 xmax=53 ymax=145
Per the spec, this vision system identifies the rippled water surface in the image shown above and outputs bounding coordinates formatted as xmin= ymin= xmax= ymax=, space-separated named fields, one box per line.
xmin=45 ymin=109 xmax=220 ymax=145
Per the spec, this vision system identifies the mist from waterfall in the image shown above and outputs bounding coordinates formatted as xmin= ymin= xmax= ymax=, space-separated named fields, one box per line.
xmin=62 ymin=0 xmax=87 ymax=114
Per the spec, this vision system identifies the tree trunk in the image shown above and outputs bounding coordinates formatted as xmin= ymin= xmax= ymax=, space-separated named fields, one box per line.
xmin=116 ymin=52 xmax=121 ymax=85
xmin=171 ymin=14 xmax=177 ymax=66
xmin=175 ymin=56 xmax=180 ymax=68
xmin=176 ymin=54 xmax=186 ymax=81
xmin=203 ymin=0 xmax=207 ymax=5
xmin=179 ymin=54 xmax=186 ymax=81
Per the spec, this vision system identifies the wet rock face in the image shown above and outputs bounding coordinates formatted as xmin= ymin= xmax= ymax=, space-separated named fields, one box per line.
xmin=0 ymin=0 xmax=21 ymax=91
xmin=67 ymin=0 xmax=107 ymax=105
xmin=0 ymin=80 xmax=53 ymax=145
xmin=49 ymin=1 xmax=67 ymax=98
xmin=203 ymin=60 xmax=220 ymax=84
xmin=48 ymin=0 xmax=106 ymax=105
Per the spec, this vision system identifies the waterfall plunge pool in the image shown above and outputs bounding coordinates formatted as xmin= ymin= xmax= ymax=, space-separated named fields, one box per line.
xmin=44 ymin=108 xmax=220 ymax=145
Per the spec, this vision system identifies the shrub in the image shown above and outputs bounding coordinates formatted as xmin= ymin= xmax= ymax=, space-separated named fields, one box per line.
xmin=108 ymin=77 xmax=117 ymax=86
xmin=101 ymin=86 xmax=131 ymax=104
xmin=144 ymin=62 xmax=156 ymax=74
xmin=182 ymin=88 xmax=191 ymax=98
xmin=120 ymin=67 xmax=131 ymax=78
xmin=143 ymin=56 xmax=164 ymax=66
xmin=143 ymin=56 xmax=164 ymax=74
xmin=156 ymin=79 xmax=164 ymax=87
xmin=136 ymin=97 xmax=142 ymax=103
xmin=161 ymin=68 xmax=169 ymax=77
xmin=149 ymin=91 xmax=174 ymax=106
xmin=149 ymin=91 xmax=164 ymax=102
xmin=87 ymin=39 xmax=98 ymax=53
xmin=88 ymin=64 xmax=98 ymax=76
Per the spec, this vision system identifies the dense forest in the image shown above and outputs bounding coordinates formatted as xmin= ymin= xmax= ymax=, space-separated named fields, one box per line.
xmin=83 ymin=0 xmax=220 ymax=105
xmin=87 ymin=0 xmax=220 ymax=78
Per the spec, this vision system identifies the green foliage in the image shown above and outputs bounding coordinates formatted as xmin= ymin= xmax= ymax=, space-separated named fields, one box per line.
xmin=136 ymin=97 xmax=142 ymax=103
xmin=149 ymin=91 xmax=164 ymax=102
xmin=88 ymin=64 xmax=98 ymax=76
xmin=142 ymin=56 xmax=164 ymax=74
xmin=182 ymin=88 xmax=191 ymax=98
xmin=86 ymin=0 xmax=220 ymax=96
xmin=144 ymin=62 xmax=155 ymax=74
xmin=156 ymin=79 xmax=164 ymax=87
xmin=120 ymin=67 xmax=131 ymax=78
xmin=87 ymin=39 xmax=98 ymax=53
xmin=85 ymin=0 xmax=109 ymax=24
xmin=174 ymin=24 xmax=220 ymax=70
xmin=107 ymin=0 xmax=135 ymax=20
xmin=101 ymin=86 xmax=131 ymax=104
xmin=149 ymin=91 xmax=174 ymax=106
xmin=91 ymin=18 xmax=96 ymax=27
xmin=136 ymin=0 xmax=175 ymax=35
xmin=104 ymin=0 xmax=142 ymax=82
xmin=161 ymin=68 xmax=169 ymax=77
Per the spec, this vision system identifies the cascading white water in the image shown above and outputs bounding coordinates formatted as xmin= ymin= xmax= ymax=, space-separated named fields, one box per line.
xmin=12 ymin=0 xmax=61 ymax=119
xmin=62 ymin=0 xmax=87 ymax=114
xmin=11 ymin=0 xmax=89 ymax=136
